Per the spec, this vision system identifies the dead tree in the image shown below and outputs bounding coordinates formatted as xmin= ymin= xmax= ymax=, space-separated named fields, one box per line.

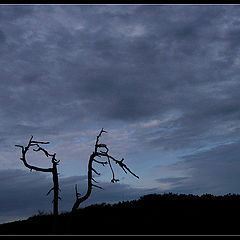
xmin=72 ymin=128 xmax=139 ymax=212
xmin=15 ymin=136 xmax=60 ymax=216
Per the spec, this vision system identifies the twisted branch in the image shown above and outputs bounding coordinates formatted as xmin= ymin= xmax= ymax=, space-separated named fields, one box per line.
xmin=72 ymin=128 xmax=139 ymax=212
xmin=15 ymin=136 xmax=56 ymax=172
xmin=15 ymin=136 xmax=60 ymax=216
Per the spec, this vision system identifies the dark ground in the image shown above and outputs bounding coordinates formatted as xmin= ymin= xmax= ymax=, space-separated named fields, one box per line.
xmin=0 ymin=193 xmax=239 ymax=235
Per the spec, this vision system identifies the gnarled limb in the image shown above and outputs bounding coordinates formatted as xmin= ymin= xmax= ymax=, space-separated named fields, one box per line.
xmin=72 ymin=128 xmax=139 ymax=212
xmin=15 ymin=137 xmax=52 ymax=173
xmin=15 ymin=136 xmax=60 ymax=216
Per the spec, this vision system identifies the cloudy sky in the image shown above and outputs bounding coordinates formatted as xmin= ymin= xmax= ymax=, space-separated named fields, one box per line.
xmin=1 ymin=4 xmax=240 ymax=224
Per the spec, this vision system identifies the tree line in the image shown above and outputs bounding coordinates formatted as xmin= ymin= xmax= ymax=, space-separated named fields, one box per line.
xmin=1 ymin=192 xmax=240 ymax=234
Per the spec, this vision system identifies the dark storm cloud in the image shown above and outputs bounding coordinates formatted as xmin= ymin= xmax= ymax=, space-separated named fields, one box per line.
xmin=0 ymin=29 xmax=6 ymax=43
xmin=1 ymin=5 xmax=240 ymax=141
xmin=0 ymin=169 xmax=150 ymax=224
xmin=0 ymin=5 xmax=33 ymax=20
xmin=155 ymin=141 xmax=240 ymax=195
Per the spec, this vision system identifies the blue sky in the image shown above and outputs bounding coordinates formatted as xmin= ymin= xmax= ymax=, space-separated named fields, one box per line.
xmin=1 ymin=4 xmax=240 ymax=224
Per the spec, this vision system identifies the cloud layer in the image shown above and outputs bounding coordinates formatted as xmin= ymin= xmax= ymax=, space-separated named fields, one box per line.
xmin=0 ymin=5 xmax=240 ymax=223
xmin=1 ymin=5 xmax=240 ymax=143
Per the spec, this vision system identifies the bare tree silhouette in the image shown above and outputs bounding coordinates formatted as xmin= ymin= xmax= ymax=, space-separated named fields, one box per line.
xmin=72 ymin=128 xmax=139 ymax=212
xmin=15 ymin=136 xmax=60 ymax=217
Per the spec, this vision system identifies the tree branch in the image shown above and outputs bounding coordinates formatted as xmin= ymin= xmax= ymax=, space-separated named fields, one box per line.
xmin=107 ymin=156 xmax=119 ymax=183
xmin=31 ymin=140 xmax=50 ymax=145
xmin=33 ymin=145 xmax=50 ymax=157
xmin=91 ymin=167 xmax=100 ymax=175
xmin=15 ymin=137 xmax=54 ymax=172
xmin=95 ymin=128 xmax=107 ymax=152
xmin=91 ymin=177 xmax=98 ymax=183
xmin=93 ymin=158 xmax=108 ymax=166
xmin=92 ymin=184 xmax=104 ymax=190
xmin=46 ymin=187 xmax=54 ymax=196
xmin=98 ymin=153 xmax=139 ymax=179
xmin=75 ymin=184 xmax=81 ymax=200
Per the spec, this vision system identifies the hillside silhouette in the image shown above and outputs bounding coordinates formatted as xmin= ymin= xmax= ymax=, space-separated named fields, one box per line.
xmin=0 ymin=192 xmax=240 ymax=235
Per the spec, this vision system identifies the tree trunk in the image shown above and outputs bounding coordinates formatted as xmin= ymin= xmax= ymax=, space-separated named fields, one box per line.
xmin=71 ymin=154 xmax=95 ymax=212
xmin=52 ymin=163 xmax=59 ymax=216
